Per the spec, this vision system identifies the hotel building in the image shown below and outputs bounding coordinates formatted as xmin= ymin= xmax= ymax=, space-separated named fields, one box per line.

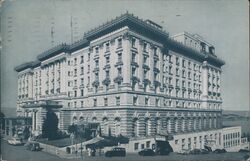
xmin=14 ymin=13 xmax=247 ymax=152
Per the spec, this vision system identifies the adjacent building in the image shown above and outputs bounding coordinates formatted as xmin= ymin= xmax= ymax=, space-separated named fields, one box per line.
xmin=14 ymin=13 xmax=247 ymax=152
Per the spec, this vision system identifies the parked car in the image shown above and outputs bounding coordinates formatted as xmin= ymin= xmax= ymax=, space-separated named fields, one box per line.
xmin=200 ymin=149 xmax=209 ymax=154
xmin=138 ymin=149 xmax=155 ymax=156
xmin=7 ymin=137 xmax=23 ymax=146
xmin=190 ymin=149 xmax=201 ymax=154
xmin=24 ymin=142 xmax=41 ymax=151
xmin=239 ymin=149 xmax=250 ymax=153
xmin=105 ymin=147 xmax=126 ymax=157
xmin=177 ymin=149 xmax=191 ymax=155
xmin=213 ymin=149 xmax=227 ymax=154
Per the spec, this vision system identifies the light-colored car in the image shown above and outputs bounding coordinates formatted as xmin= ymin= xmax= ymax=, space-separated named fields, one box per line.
xmin=7 ymin=137 xmax=23 ymax=145
xmin=177 ymin=149 xmax=191 ymax=155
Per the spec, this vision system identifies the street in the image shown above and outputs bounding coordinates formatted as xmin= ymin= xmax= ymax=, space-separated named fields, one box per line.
xmin=1 ymin=139 xmax=249 ymax=161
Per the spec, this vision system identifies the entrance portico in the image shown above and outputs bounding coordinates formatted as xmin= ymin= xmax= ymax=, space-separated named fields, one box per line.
xmin=22 ymin=100 xmax=62 ymax=135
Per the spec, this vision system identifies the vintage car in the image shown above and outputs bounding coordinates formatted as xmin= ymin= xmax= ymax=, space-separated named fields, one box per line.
xmin=138 ymin=149 xmax=155 ymax=156
xmin=7 ymin=137 xmax=23 ymax=146
xmin=105 ymin=147 xmax=126 ymax=157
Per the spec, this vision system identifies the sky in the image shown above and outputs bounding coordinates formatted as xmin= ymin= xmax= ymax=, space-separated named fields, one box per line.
xmin=0 ymin=0 xmax=249 ymax=116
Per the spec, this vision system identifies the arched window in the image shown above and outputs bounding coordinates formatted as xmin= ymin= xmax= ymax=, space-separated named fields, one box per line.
xmin=145 ymin=118 xmax=150 ymax=136
xmin=132 ymin=118 xmax=138 ymax=137
xmin=102 ymin=117 xmax=109 ymax=136
xmin=114 ymin=117 xmax=121 ymax=136
xmin=156 ymin=118 xmax=161 ymax=134
xmin=72 ymin=116 xmax=77 ymax=124
xmin=92 ymin=117 xmax=97 ymax=122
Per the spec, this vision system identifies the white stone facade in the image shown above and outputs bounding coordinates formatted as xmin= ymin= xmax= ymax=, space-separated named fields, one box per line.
xmin=15 ymin=13 xmax=226 ymax=141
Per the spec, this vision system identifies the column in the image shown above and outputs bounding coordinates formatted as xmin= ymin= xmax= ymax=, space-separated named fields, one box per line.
xmin=201 ymin=61 xmax=208 ymax=108
xmin=138 ymin=117 xmax=145 ymax=136
xmin=182 ymin=117 xmax=188 ymax=133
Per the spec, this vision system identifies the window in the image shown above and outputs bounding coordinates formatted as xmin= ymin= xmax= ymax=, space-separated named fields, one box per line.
xmin=132 ymin=53 xmax=136 ymax=62
xmin=118 ymin=53 xmax=122 ymax=62
xmin=81 ymin=78 xmax=84 ymax=85
xmin=143 ymin=43 xmax=147 ymax=52
xmin=146 ymin=141 xmax=150 ymax=148
xmin=81 ymin=67 xmax=84 ymax=75
xmin=74 ymin=90 xmax=77 ymax=97
xmin=74 ymin=80 xmax=77 ymax=86
xmin=95 ymin=47 xmax=99 ymax=54
xmin=104 ymin=98 xmax=108 ymax=106
xmin=87 ymin=76 xmax=90 ymax=85
xmin=95 ymin=60 xmax=99 ymax=68
xmin=153 ymin=47 xmax=157 ymax=56
xmin=175 ymin=140 xmax=178 ymax=144
xmin=133 ymin=96 xmax=137 ymax=105
xmin=80 ymin=56 xmax=84 ymax=63
xmin=93 ymin=99 xmax=97 ymax=107
xmin=106 ymin=43 xmax=110 ymax=52
xmin=132 ymin=38 xmax=136 ymax=48
xmin=176 ymin=68 xmax=179 ymax=76
xmin=88 ymin=65 xmax=90 ymax=73
xmin=88 ymin=53 xmax=90 ymax=61
xmin=74 ymin=101 xmax=77 ymax=108
xmin=176 ymin=57 xmax=179 ymax=65
xmin=145 ymin=97 xmax=149 ymax=106
xmin=134 ymin=143 xmax=139 ymax=150
xmin=74 ymin=58 xmax=77 ymax=65
xmin=116 ymin=96 xmax=120 ymax=105
xmin=118 ymin=68 xmax=122 ymax=76
xmin=68 ymin=60 xmax=71 ymax=66
xmin=156 ymin=98 xmax=159 ymax=106
xmin=106 ymin=56 xmax=110 ymax=64
xmin=182 ymin=59 xmax=185 ymax=68
xmin=143 ymin=56 xmax=147 ymax=64
xmin=74 ymin=69 xmax=77 ymax=76
xmin=81 ymin=101 xmax=84 ymax=107
xmin=106 ymin=70 xmax=110 ymax=78
xmin=81 ymin=89 xmax=84 ymax=96
xmin=132 ymin=68 xmax=136 ymax=76
xmin=141 ymin=144 xmax=145 ymax=149
xmin=95 ymin=72 xmax=99 ymax=81
xmin=118 ymin=38 xmax=122 ymax=48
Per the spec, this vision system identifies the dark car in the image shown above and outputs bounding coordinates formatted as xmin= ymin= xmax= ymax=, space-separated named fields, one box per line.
xmin=239 ymin=149 xmax=250 ymax=153
xmin=138 ymin=149 xmax=155 ymax=156
xmin=105 ymin=147 xmax=126 ymax=157
xmin=201 ymin=149 xmax=209 ymax=154
xmin=24 ymin=142 xmax=41 ymax=151
xmin=213 ymin=149 xmax=227 ymax=154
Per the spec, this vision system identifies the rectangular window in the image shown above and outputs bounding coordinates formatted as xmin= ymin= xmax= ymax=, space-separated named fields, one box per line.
xmin=133 ymin=96 xmax=137 ymax=105
xmin=95 ymin=47 xmax=99 ymax=54
xmin=93 ymin=99 xmax=97 ymax=107
xmin=153 ymin=47 xmax=157 ymax=56
xmin=134 ymin=143 xmax=139 ymax=150
xmin=118 ymin=38 xmax=122 ymax=48
xmin=146 ymin=141 xmax=150 ymax=148
xmin=118 ymin=53 xmax=122 ymax=62
xmin=156 ymin=98 xmax=159 ymax=107
xmin=118 ymin=68 xmax=122 ymax=76
xmin=143 ymin=43 xmax=147 ymax=52
xmin=106 ymin=43 xmax=110 ymax=52
xmin=132 ymin=53 xmax=136 ymax=62
xmin=81 ymin=101 xmax=84 ymax=107
xmin=104 ymin=98 xmax=108 ymax=106
xmin=74 ymin=90 xmax=77 ymax=97
xmin=116 ymin=96 xmax=120 ymax=105
xmin=106 ymin=70 xmax=110 ymax=78
xmin=81 ymin=67 xmax=84 ymax=75
xmin=81 ymin=89 xmax=84 ymax=96
xmin=81 ymin=78 xmax=84 ymax=85
xmin=80 ymin=56 xmax=84 ymax=64
xmin=145 ymin=97 xmax=148 ymax=106
xmin=95 ymin=60 xmax=99 ymax=68
xmin=132 ymin=38 xmax=136 ymax=48
xmin=106 ymin=56 xmax=110 ymax=64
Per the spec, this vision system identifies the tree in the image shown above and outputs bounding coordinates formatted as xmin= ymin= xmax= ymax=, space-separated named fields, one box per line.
xmin=42 ymin=110 xmax=59 ymax=140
